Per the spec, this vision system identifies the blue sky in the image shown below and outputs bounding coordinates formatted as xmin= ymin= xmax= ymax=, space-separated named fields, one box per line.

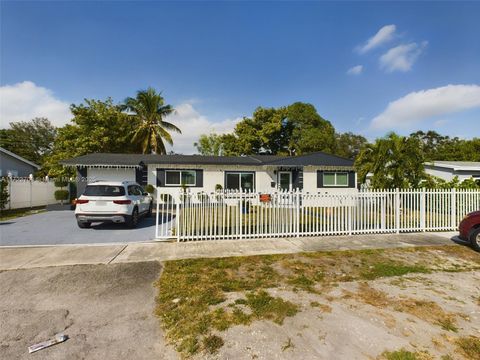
xmin=1 ymin=1 xmax=479 ymax=153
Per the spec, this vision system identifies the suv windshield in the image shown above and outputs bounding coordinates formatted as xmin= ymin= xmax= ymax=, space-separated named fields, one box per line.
xmin=84 ymin=185 xmax=125 ymax=197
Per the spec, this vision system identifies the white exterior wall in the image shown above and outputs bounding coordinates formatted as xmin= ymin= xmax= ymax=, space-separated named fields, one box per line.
xmin=303 ymin=167 xmax=358 ymax=195
xmin=148 ymin=164 xmax=277 ymax=198
xmin=148 ymin=164 xmax=357 ymax=197
xmin=425 ymin=166 xmax=480 ymax=182
xmin=87 ymin=168 xmax=136 ymax=182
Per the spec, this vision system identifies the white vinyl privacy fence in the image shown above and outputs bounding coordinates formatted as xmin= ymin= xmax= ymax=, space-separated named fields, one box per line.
xmin=6 ymin=179 xmax=57 ymax=209
xmin=155 ymin=189 xmax=480 ymax=241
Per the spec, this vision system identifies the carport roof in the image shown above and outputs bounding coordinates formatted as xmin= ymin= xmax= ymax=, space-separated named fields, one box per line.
xmin=61 ymin=152 xmax=354 ymax=168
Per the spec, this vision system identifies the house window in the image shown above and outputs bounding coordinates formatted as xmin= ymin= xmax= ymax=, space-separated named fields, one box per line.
xmin=323 ymin=172 xmax=348 ymax=187
xmin=225 ymin=172 xmax=255 ymax=191
xmin=165 ymin=170 xmax=196 ymax=186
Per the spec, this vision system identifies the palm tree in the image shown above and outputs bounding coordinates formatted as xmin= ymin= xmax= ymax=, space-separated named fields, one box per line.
xmin=122 ymin=88 xmax=181 ymax=154
xmin=355 ymin=132 xmax=425 ymax=188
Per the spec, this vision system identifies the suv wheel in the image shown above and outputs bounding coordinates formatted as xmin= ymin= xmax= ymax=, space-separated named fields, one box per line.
xmin=126 ymin=207 xmax=139 ymax=228
xmin=470 ymin=228 xmax=480 ymax=252
xmin=146 ymin=202 xmax=153 ymax=218
xmin=77 ymin=221 xmax=91 ymax=229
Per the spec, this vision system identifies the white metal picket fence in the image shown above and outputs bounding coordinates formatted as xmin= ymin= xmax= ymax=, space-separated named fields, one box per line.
xmin=155 ymin=189 xmax=480 ymax=241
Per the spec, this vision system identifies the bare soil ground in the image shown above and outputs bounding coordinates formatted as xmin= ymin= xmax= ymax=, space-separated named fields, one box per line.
xmin=0 ymin=262 xmax=178 ymax=360
xmin=207 ymin=270 xmax=480 ymax=360
xmin=155 ymin=245 xmax=480 ymax=359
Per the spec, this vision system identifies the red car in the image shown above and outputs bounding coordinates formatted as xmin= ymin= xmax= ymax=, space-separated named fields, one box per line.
xmin=459 ymin=210 xmax=480 ymax=252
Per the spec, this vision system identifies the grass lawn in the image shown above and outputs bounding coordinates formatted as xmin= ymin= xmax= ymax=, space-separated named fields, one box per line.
xmin=0 ymin=206 xmax=45 ymax=221
xmin=155 ymin=245 xmax=480 ymax=358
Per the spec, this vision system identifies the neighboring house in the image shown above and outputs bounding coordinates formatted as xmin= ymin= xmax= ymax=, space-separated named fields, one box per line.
xmin=424 ymin=161 xmax=480 ymax=182
xmin=0 ymin=147 xmax=40 ymax=177
xmin=61 ymin=152 xmax=357 ymax=197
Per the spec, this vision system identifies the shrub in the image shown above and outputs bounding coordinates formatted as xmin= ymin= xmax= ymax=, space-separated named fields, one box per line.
xmin=0 ymin=178 xmax=9 ymax=211
xmin=54 ymin=179 xmax=69 ymax=188
xmin=54 ymin=189 xmax=69 ymax=204
xmin=215 ymin=184 xmax=223 ymax=191
xmin=145 ymin=184 xmax=155 ymax=194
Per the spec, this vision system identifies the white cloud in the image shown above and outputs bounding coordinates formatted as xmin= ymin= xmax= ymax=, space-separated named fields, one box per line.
xmin=379 ymin=41 xmax=427 ymax=72
xmin=357 ymin=25 xmax=396 ymax=54
xmin=371 ymin=84 xmax=480 ymax=130
xmin=0 ymin=81 xmax=71 ymax=127
xmin=166 ymin=102 xmax=240 ymax=154
xmin=347 ymin=65 xmax=363 ymax=75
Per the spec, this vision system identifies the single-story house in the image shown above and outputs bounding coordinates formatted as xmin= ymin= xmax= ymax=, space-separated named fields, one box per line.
xmin=62 ymin=152 xmax=357 ymax=197
xmin=0 ymin=147 xmax=40 ymax=177
xmin=424 ymin=161 xmax=480 ymax=182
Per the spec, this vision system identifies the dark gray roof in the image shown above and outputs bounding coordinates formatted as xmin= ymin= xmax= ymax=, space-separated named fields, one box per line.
xmin=268 ymin=152 xmax=354 ymax=167
xmin=0 ymin=147 xmax=41 ymax=169
xmin=61 ymin=152 xmax=354 ymax=167
xmin=61 ymin=153 xmax=145 ymax=166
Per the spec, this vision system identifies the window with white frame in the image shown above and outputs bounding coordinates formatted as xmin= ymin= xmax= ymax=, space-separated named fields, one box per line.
xmin=165 ymin=170 xmax=196 ymax=186
xmin=323 ymin=172 xmax=348 ymax=187
xmin=225 ymin=172 xmax=254 ymax=191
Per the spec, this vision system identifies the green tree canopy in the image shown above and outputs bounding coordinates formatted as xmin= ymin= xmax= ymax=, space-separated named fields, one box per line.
xmin=410 ymin=130 xmax=480 ymax=161
xmin=0 ymin=117 xmax=56 ymax=166
xmin=121 ymin=88 xmax=180 ymax=154
xmin=44 ymin=98 xmax=140 ymax=176
xmin=194 ymin=134 xmax=225 ymax=156
xmin=285 ymin=102 xmax=336 ymax=155
xmin=195 ymin=102 xmax=336 ymax=156
xmin=334 ymin=132 xmax=368 ymax=160
xmin=355 ymin=132 xmax=426 ymax=188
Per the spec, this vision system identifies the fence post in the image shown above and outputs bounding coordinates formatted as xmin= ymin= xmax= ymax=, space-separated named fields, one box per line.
xmin=395 ymin=188 xmax=400 ymax=234
xmin=29 ymin=176 xmax=33 ymax=209
xmin=239 ymin=190 xmax=243 ymax=240
xmin=155 ymin=189 xmax=160 ymax=239
xmin=451 ymin=188 xmax=456 ymax=230
xmin=176 ymin=192 xmax=181 ymax=242
xmin=296 ymin=190 xmax=301 ymax=237
xmin=420 ymin=188 xmax=426 ymax=231
xmin=348 ymin=194 xmax=353 ymax=235
xmin=380 ymin=192 xmax=386 ymax=231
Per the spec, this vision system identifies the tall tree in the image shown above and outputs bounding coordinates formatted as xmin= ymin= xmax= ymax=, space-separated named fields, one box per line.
xmin=194 ymin=134 xmax=225 ymax=156
xmin=334 ymin=132 xmax=368 ymax=160
xmin=355 ymin=132 xmax=425 ymax=188
xmin=285 ymin=102 xmax=336 ymax=155
xmin=195 ymin=102 xmax=336 ymax=156
xmin=121 ymin=88 xmax=180 ymax=154
xmin=44 ymin=98 xmax=140 ymax=176
xmin=410 ymin=131 xmax=480 ymax=161
xmin=0 ymin=118 xmax=56 ymax=165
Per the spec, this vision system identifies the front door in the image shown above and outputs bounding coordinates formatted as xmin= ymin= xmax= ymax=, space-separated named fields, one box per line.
xmin=278 ymin=171 xmax=292 ymax=191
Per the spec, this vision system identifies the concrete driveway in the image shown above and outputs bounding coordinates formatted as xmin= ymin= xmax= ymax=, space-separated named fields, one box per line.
xmin=0 ymin=211 xmax=157 ymax=246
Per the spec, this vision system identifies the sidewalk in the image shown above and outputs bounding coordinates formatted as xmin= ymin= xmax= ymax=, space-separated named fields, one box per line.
xmin=0 ymin=232 xmax=458 ymax=270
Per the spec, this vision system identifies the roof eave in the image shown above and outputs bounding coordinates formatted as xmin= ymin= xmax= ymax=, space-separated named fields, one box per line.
xmin=0 ymin=147 xmax=41 ymax=169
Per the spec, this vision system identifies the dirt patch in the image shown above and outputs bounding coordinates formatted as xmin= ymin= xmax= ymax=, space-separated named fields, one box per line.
xmin=0 ymin=261 xmax=177 ymax=360
xmin=207 ymin=270 xmax=479 ymax=360
xmin=155 ymin=244 xmax=480 ymax=358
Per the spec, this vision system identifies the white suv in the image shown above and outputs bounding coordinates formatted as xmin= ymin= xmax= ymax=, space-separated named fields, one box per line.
xmin=75 ymin=181 xmax=153 ymax=229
